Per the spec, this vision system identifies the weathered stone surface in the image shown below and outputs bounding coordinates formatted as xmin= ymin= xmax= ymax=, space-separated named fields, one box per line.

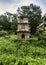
xmin=17 ymin=16 xmax=30 ymax=40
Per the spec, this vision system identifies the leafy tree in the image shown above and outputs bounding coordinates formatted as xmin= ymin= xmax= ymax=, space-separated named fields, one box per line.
xmin=0 ymin=15 xmax=11 ymax=31
xmin=42 ymin=13 xmax=46 ymax=21
xmin=11 ymin=14 xmax=18 ymax=34
xmin=0 ymin=12 xmax=18 ymax=34
xmin=21 ymin=4 xmax=42 ymax=34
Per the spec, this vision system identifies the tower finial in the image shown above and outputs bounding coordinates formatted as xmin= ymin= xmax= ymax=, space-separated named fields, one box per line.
xmin=17 ymin=7 xmax=21 ymax=16
xmin=29 ymin=5 xmax=33 ymax=12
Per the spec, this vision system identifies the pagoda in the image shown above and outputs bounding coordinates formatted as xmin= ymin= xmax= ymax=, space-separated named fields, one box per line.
xmin=17 ymin=8 xmax=30 ymax=40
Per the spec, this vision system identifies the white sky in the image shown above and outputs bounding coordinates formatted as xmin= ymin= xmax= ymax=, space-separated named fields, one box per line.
xmin=0 ymin=0 xmax=46 ymax=15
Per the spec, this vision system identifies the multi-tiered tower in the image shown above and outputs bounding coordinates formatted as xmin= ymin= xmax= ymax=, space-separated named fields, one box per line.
xmin=17 ymin=8 xmax=30 ymax=40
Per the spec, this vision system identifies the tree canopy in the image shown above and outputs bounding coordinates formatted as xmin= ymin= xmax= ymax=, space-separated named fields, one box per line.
xmin=21 ymin=4 xmax=42 ymax=34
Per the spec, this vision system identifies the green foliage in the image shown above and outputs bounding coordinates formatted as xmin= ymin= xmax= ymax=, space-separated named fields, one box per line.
xmin=0 ymin=4 xmax=42 ymax=35
xmin=0 ymin=4 xmax=46 ymax=65
xmin=0 ymin=25 xmax=3 ymax=31
xmin=0 ymin=33 xmax=46 ymax=65
xmin=0 ymin=13 xmax=17 ymax=34
xmin=11 ymin=14 xmax=18 ymax=34
xmin=0 ymin=15 xmax=11 ymax=31
xmin=21 ymin=4 xmax=42 ymax=34
xmin=42 ymin=13 xmax=46 ymax=21
xmin=0 ymin=30 xmax=7 ymax=36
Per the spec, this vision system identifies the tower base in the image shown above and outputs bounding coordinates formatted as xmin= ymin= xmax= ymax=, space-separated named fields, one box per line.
xmin=17 ymin=32 xmax=30 ymax=40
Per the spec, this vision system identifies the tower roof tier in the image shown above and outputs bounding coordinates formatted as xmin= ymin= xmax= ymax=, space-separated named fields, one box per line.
xmin=17 ymin=31 xmax=30 ymax=33
xmin=18 ymin=22 xmax=29 ymax=24
xmin=18 ymin=15 xmax=28 ymax=18
xmin=18 ymin=17 xmax=29 ymax=23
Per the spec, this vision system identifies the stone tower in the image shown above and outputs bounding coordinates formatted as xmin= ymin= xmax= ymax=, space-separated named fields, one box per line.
xmin=17 ymin=8 xmax=30 ymax=40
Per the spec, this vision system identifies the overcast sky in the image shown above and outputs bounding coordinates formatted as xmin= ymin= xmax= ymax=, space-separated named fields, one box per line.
xmin=0 ymin=0 xmax=46 ymax=15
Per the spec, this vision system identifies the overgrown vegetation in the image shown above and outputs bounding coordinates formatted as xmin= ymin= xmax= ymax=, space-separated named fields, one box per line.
xmin=0 ymin=3 xmax=46 ymax=65
xmin=0 ymin=30 xmax=46 ymax=65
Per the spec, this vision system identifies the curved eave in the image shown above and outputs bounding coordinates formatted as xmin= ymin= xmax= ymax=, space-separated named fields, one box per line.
xmin=17 ymin=31 xmax=30 ymax=33
xmin=17 ymin=23 xmax=30 ymax=24
xmin=18 ymin=15 xmax=28 ymax=18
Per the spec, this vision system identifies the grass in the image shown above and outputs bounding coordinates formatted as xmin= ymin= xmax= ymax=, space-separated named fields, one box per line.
xmin=0 ymin=34 xmax=46 ymax=65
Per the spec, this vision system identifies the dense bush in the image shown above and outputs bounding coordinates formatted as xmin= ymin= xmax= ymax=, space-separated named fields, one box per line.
xmin=0 ymin=34 xmax=46 ymax=65
xmin=0 ymin=30 xmax=7 ymax=36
